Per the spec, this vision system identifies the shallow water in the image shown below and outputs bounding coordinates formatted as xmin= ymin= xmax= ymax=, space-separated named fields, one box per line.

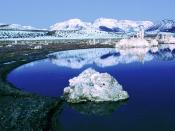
xmin=7 ymin=46 xmax=175 ymax=130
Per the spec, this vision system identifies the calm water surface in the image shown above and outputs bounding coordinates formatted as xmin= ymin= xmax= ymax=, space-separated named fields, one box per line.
xmin=7 ymin=47 xmax=175 ymax=131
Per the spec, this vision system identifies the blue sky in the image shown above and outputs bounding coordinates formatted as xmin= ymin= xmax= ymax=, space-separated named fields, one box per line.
xmin=0 ymin=0 xmax=174 ymax=28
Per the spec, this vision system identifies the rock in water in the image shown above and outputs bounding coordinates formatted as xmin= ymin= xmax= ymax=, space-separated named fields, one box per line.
xmin=64 ymin=68 xmax=129 ymax=103
xmin=115 ymin=38 xmax=158 ymax=48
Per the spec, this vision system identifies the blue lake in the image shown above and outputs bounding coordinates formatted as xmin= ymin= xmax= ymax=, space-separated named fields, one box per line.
xmin=7 ymin=47 xmax=175 ymax=131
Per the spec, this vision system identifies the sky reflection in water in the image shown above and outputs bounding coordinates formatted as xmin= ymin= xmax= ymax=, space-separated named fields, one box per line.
xmin=7 ymin=45 xmax=175 ymax=131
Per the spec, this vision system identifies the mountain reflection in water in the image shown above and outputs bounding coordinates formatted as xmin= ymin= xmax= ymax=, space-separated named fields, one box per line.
xmin=7 ymin=44 xmax=175 ymax=97
xmin=49 ymin=44 xmax=175 ymax=69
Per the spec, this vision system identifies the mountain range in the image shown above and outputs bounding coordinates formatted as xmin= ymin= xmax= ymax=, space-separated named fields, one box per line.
xmin=50 ymin=18 xmax=153 ymax=33
xmin=0 ymin=18 xmax=175 ymax=40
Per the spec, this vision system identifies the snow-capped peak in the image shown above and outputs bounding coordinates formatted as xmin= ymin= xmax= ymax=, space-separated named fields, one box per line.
xmin=50 ymin=19 xmax=92 ymax=31
xmin=145 ymin=19 xmax=175 ymax=33
xmin=50 ymin=18 xmax=153 ymax=33
xmin=93 ymin=18 xmax=153 ymax=31
xmin=93 ymin=18 xmax=118 ymax=29
xmin=160 ymin=19 xmax=175 ymax=30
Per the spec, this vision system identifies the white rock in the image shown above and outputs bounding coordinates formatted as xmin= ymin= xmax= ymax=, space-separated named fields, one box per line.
xmin=116 ymin=38 xmax=158 ymax=48
xmin=64 ymin=68 xmax=129 ymax=103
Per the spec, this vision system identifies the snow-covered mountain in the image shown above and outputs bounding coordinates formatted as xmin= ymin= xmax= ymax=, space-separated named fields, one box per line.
xmin=0 ymin=24 xmax=49 ymax=39
xmin=48 ymin=18 xmax=155 ymax=39
xmin=50 ymin=18 xmax=153 ymax=33
xmin=50 ymin=19 xmax=92 ymax=31
xmin=146 ymin=19 xmax=175 ymax=33
xmin=93 ymin=18 xmax=153 ymax=32
xmin=1 ymin=18 xmax=175 ymax=40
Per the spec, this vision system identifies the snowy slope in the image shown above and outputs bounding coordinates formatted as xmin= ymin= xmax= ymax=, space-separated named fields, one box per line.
xmin=1 ymin=18 xmax=175 ymax=40
xmin=50 ymin=19 xmax=92 ymax=31
xmin=50 ymin=18 xmax=153 ymax=33
xmin=49 ymin=18 xmax=154 ymax=39
xmin=0 ymin=23 xmax=50 ymax=39
xmin=146 ymin=19 xmax=175 ymax=33
xmin=93 ymin=18 xmax=153 ymax=32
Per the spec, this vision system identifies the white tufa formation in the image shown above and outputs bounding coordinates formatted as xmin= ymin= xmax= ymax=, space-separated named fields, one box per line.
xmin=116 ymin=38 xmax=158 ymax=48
xmin=64 ymin=68 xmax=129 ymax=103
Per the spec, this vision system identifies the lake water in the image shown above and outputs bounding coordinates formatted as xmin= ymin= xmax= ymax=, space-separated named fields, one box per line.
xmin=7 ymin=46 xmax=175 ymax=131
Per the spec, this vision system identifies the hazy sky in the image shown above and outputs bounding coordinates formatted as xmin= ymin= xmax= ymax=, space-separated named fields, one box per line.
xmin=0 ymin=0 xmax=174 ymax=28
